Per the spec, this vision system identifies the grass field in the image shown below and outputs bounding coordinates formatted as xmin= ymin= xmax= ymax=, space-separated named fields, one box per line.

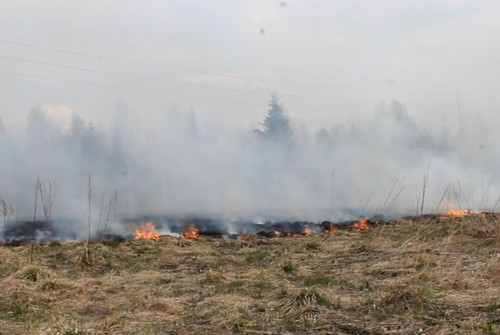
xmin=0 ymin=214 xmax=499 ymax=334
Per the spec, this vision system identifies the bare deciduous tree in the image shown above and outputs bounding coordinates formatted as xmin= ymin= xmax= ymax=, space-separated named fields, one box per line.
xmin=0 ymin=196 xmax=16 ymax=224
xmin=38 ymin=178 xmax=58 ymax=223
xmin=103 ymin=189 xmax=118 ymax=238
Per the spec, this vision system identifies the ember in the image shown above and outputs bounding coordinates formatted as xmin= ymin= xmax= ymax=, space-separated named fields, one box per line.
xmin=134 ymin=221 xmax=160 ymax=241
xmin=353 ymin=217 xmax=371 ymax=231
xmin=240 ymin=233 xmax=251 ymax=241
xmin=303 ymin=225 xmax=312 ymax=236
xmin=325 ymin=225 xmax=339 ymax=235
xmin=183 ymin=222 xmax=201 ymax=240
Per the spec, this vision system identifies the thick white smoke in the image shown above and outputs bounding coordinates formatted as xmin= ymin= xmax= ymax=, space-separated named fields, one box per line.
xmin=0 ymin=97 xmax=499 ymax=239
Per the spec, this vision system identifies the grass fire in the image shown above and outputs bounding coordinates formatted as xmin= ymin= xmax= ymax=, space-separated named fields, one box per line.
xmin=0 ymin=212 xmax=499 ymax=334
xmin=2 ymin=2 xmax=500 ymax=334
xmin=132 ymin=221 xmax=160 ymax=241
xmin=183 ymin=222 xmax=201 ymax=240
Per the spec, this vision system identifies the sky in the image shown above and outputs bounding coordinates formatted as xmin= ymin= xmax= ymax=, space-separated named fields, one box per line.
xmin=1 ymin=0 xmax=499 ymax=132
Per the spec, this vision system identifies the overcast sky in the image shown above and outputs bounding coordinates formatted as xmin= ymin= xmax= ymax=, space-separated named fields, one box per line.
xmin=1 ymin=0 xmax=499 ymax=132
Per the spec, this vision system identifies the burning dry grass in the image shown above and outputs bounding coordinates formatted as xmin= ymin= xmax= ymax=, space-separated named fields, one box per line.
xmin=0 ymin=214 xmax=499 ymax=334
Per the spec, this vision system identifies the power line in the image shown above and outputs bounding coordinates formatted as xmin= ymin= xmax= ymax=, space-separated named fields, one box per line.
xmin=0 ymin=69 xmax=262 ymax=106
xmin=0 ymin=68 xmax=320 ymax=112
xmin=0 ymin=54 xmax=327 ymax=100
xmin=0 ymin=38 xmax=313 ymax=87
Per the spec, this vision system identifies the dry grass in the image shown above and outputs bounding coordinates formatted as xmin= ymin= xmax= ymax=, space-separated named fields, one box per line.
xmin=0 ymin=214 xmax=499 ymax=334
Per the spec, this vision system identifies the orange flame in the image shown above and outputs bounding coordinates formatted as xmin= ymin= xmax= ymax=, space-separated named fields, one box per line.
xmin=446 ymin=208 xmax=470 ymax=218
xmin=304 ymin=225 xmax=312 ymax=236
xmin=183 ymin=222 xmax=201 ymax=240
xmin=353 ymin=217 xmax=371 ymax=231
xmin=134 ymin=221 xmax=160 ymax=241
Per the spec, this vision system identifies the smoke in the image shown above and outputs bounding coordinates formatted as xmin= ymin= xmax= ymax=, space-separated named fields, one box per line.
xmin=0 ymin=97 xmax=499 ymax=239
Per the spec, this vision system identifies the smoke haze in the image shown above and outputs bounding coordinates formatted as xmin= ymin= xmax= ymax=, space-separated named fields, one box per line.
xmin=1 ymin=1 xmax=500 ymax=238
xmin=1 ymin=99 xmax=499 ymax=224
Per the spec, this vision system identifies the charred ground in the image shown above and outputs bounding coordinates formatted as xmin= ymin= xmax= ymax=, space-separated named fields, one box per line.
xmin=0 ymin=215 xmax=390 ymax=245
xmin=0 ymin=214 xmax=499 ymax=334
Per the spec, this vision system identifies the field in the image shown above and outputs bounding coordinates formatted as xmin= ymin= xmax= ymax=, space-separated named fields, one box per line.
xmin=0 ymin=215 xmax=499 ymax=334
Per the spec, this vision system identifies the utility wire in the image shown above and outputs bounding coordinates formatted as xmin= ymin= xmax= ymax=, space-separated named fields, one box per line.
xmin=0 ymin=54 xmax=327 ymax=100
xmin=0 ymin=38 xmax=312 ymax=87
xmin=0 ymin=68 xmax=320 ymax=112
